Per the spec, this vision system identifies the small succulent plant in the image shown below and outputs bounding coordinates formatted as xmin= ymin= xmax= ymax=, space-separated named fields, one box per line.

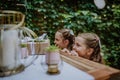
xmin=20 ymin=43 xmax=27 ymax=48
xmin=45 ymin=45 xmax=60 ymax=52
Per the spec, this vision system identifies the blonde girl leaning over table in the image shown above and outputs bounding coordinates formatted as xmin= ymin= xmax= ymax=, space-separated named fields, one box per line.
xmin=71 ymin=32 xmax=102 ymax=63
xmin=54 ymin=29 xmax=75 ymax=51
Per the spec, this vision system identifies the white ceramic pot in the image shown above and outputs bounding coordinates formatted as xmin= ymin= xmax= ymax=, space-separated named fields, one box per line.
xmin=45 ymin=51 xmax=60 ymax=65
xmin=21 ymin=48 xmax=28 ymax=59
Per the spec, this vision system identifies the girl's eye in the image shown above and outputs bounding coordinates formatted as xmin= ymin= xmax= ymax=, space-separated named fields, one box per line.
xmin=56 ymin=38 xmax=59 ymax=41
xmin=56 ymin=39 xmax=58 ymax=41
xmin=76 ymin=43 xmax=80 ymax=47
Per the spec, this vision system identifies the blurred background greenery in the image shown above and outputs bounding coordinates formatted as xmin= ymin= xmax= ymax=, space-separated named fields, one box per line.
xmin=0 ymin=0 xmax=120 ymax=69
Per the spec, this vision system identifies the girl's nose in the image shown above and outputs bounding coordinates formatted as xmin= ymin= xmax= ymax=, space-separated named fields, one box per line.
xmin=72 ymin=45 xmax=76 ymax=50
xmin=54 ymin=40 xmax=56 ymax=44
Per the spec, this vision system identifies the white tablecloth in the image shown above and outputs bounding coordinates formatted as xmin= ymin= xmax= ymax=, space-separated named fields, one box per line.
xmin=0 ymin=56 xmax=94 ymax=80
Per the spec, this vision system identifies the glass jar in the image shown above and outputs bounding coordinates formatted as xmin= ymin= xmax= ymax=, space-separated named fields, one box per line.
xmin=0 ymin=10 xmax=38 ymax=77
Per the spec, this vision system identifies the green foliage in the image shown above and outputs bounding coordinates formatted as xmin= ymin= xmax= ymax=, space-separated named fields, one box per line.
xmin=45 ymin=45 xmax=60 ymax=52
xmin=103 ymin=43 xmax=120 ymax=69
xmin=20 ymin=43 xmax=27 ymax=48
xmin=1 ymin=0 xmax=120 ymax=69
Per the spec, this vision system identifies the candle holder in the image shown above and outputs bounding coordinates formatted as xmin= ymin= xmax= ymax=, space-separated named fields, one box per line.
xmin=41 ymin=45 xmax=63 ymax=75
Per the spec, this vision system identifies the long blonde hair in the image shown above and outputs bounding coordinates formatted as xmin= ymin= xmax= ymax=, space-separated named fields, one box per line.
xmin=78 ymin=33 xmax=102 ymax=63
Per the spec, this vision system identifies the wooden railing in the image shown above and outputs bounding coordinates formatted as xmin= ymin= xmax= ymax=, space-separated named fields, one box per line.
xmin=60 ymin=51 xmax=120 ymax=80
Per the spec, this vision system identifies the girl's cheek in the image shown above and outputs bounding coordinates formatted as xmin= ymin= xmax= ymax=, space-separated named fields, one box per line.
xmin=76 ymin=47 xmax=80 ymax=51
xmin=74 ymin=48 xmax=79 ymax=54
xmin=77 ymin=48 xmax=82 ymax=55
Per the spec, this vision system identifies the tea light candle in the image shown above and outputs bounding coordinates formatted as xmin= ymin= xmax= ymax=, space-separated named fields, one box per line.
xmin=1 ymin=30 xmax=20 ymax=69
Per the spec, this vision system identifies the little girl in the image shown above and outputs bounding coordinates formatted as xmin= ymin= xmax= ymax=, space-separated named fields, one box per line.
xmin=54 ymin=29 xmax=75 ymax=51
xmin=63 ymin=32 xmax=102 ymax=63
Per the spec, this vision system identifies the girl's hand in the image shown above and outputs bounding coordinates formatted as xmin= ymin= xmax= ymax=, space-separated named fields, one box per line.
xmin=70 ymin=50 xmax=78 ymax=56
xmin=61 ymin=48 xmax=78 ymax=56
xmin=61 ymin=48 xmax=70 ymax=55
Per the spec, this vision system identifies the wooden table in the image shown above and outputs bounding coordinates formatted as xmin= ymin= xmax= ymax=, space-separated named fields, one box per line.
xmin=60 ymin=52 xmax=120 ymax=80
xmin=0 ymin=55 xmax=94 ymax=80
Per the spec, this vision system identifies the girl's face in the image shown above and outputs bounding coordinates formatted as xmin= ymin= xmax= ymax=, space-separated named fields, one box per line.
xmin=73 ymin=37 xmax=92 ymax=59
xmin=54 ymin=32 xmax=68 ymax=49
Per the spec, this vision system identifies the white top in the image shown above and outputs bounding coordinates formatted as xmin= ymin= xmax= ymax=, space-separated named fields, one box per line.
xmin=0 ymin=56 xmax=94 ymax=80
